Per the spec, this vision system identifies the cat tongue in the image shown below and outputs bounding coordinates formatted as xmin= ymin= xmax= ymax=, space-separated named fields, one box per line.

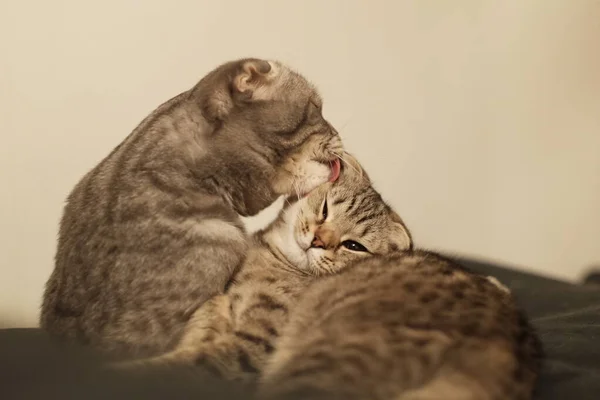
xmin=329 ymin=158 xmax=341 ymax=182
xmin=300 ymin=159 xmax=341 ymax=198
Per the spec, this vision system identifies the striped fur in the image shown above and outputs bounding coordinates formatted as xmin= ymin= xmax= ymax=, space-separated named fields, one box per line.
xmin=116 ymin=154 xmax=412 ymax=379
xmin=260 ymin=252 xmax=543 ymax=400
xmin=40 ymin=58 xmax=343 ymax=357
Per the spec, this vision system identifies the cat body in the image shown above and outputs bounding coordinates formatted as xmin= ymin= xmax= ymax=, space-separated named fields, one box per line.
xmin=117 ymin=155 xmax=412 ymax=379
xmin=125 ymin=235 xmax=315 ymax=378
xmin=41 ymin=58 xmax=343 ymax=357
xmin=260 ymin=251 xmax=543 ymax=400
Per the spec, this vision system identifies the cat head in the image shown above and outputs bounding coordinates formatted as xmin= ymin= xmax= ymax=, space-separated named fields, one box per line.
xmin=265 ymin=153 xmax=412 ymax=276
xmin=191 ymin=58 xmax=342 ymax=216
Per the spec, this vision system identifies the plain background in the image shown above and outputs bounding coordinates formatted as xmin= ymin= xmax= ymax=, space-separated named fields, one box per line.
xmin=1 ymin=0 xmax=599 ymax=328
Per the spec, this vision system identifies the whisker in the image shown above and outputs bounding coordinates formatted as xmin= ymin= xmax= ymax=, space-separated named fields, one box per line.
xmin=297 ymin=181 xmax=306 ymax=198
xmin=283 ymin=197 xmax=293 ymax=210
xmin=316 ymin=258 xmax=334 ymax=275
xmin=333 ymin=152 xmax=365 ymax=182
xmin=279 ymin=205 xmax=290 ymax=218
xmin=292 ymin=180 xmax=300 ymax=200
xmin=338 ymin=118 xmax=352 ymax=131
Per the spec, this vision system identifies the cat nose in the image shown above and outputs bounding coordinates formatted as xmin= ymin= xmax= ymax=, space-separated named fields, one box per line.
xmin=311 ymin=234 xmax=326 ymax=249
xmin=310 ymin=226 xmax=337 ymax=249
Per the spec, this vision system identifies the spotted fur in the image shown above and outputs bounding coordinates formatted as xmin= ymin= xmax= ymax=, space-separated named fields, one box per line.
xmin=260 ymin=252 xmax=543 ymax=400
xmin=116 ymin=154 xmax=412 ymax=378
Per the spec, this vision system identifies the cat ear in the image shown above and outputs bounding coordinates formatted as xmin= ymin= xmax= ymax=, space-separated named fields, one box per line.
xmin=194 ymin=59 xmax=276 ymax=124
xmin=232 ymin=59 xmax=274 ymax=98
xmin=388 ymin=211 xmax=413 ymax=251
xmin=339 ymin=152 xmax=371 ymax=184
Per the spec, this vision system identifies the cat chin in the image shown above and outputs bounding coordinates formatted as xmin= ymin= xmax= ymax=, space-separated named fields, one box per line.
xmin=273 ymin=213 xmax=310 ymax=270
xmin=279 ymin=243 xmax=309 ymax=271
xmin=282 ymin=201 xmax=312 ymax=251
xmin=306 ymin=248 xmax=319 ymax=263
xmin=306 ymin=248 xmax=327 ymax=270
xmin=293 ymin=161 xmax=332 ymax=197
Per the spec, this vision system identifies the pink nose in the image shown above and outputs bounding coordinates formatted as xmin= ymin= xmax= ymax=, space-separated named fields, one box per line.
xmin=311 ymin=235 xmax=325 ymax=249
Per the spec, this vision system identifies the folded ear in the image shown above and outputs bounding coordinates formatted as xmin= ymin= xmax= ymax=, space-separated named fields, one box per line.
xmin=388 ymin=210 xmax=413 ymax=252
xmin=195 ymin=59 xmax=274 ymax=124
xmin=232 ymin=59 xmax=274 ymax=98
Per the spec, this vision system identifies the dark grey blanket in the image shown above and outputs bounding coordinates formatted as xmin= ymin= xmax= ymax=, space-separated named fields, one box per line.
xmin=1 ymin=256 xmax=599 ymax=399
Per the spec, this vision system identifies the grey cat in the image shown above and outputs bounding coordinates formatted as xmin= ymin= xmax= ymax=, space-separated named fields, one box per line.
xmin=260 ymin=252 xmax=543 ymax=400
xmin=115 ymin=153 xmax=412 ymax=378
xmin=40 ymin=58 xmax=343 ymax=357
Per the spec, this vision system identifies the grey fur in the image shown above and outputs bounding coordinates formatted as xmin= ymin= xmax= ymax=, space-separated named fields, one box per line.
xmin=40 ymin=58 xmax=343 ymax=357
xmin=114 ymin=153 xmax=412 ymax=377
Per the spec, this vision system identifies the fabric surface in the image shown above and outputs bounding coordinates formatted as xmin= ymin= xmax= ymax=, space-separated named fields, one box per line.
xmin=459 ymin=257 xmax=600 ymax=400
xmin=1 ymin=256 xmax=599 ymax=399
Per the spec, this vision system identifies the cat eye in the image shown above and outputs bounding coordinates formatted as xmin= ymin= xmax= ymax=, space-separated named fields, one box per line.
xmin=321 ymin=198 xmax=328 ymax=221
xmin=341 ymin=240 xmax=368 ymax=253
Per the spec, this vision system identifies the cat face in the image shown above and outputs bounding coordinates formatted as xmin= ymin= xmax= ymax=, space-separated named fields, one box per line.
xmin=192 ymin=58 xmax=343 ymax=216
xmin=272 ymin=154 xmax=412 ymax=276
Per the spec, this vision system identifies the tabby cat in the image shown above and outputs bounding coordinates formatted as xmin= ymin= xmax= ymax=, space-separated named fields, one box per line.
xmin=116 ymin=153 xmax=412 ymax=380
xmin=41 ymin=58 xmax=343 ymax=357
xmin=260 ymin=251 xmax=543 ymax=400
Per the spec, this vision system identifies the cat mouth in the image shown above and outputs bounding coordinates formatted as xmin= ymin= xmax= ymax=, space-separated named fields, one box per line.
xmin=313 ymin=156 xmax=341 ymax=183
xmin=293 ymin=157 xmax=341 ymax=199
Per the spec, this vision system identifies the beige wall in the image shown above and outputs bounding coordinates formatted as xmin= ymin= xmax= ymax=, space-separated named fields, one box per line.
xmin=1 ymin=0 xmax=599 ymax=327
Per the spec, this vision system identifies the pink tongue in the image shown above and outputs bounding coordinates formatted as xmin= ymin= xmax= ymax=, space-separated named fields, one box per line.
xmin=300 ymin=159 xmax=341 ymax=198
xmin=329 ymin=158 xmax=341 ymax=182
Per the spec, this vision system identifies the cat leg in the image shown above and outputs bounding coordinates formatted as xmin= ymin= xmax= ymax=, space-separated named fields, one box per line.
xmin=115 ymin=294 xmax=262 ymax=384
xmin=175 ymin=319 xmax=274 ymax=382
xmin=112 ymin=294 xmax=233 ymax=371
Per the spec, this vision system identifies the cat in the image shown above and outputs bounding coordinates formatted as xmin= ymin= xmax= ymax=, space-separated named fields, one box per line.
xmin=259 ymin=251 xmax=543 ymax=400
xmin=115 ymin=153 xmax=412 ymax=380
xmin=40 ymin=58 xmax=344 ymax=357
